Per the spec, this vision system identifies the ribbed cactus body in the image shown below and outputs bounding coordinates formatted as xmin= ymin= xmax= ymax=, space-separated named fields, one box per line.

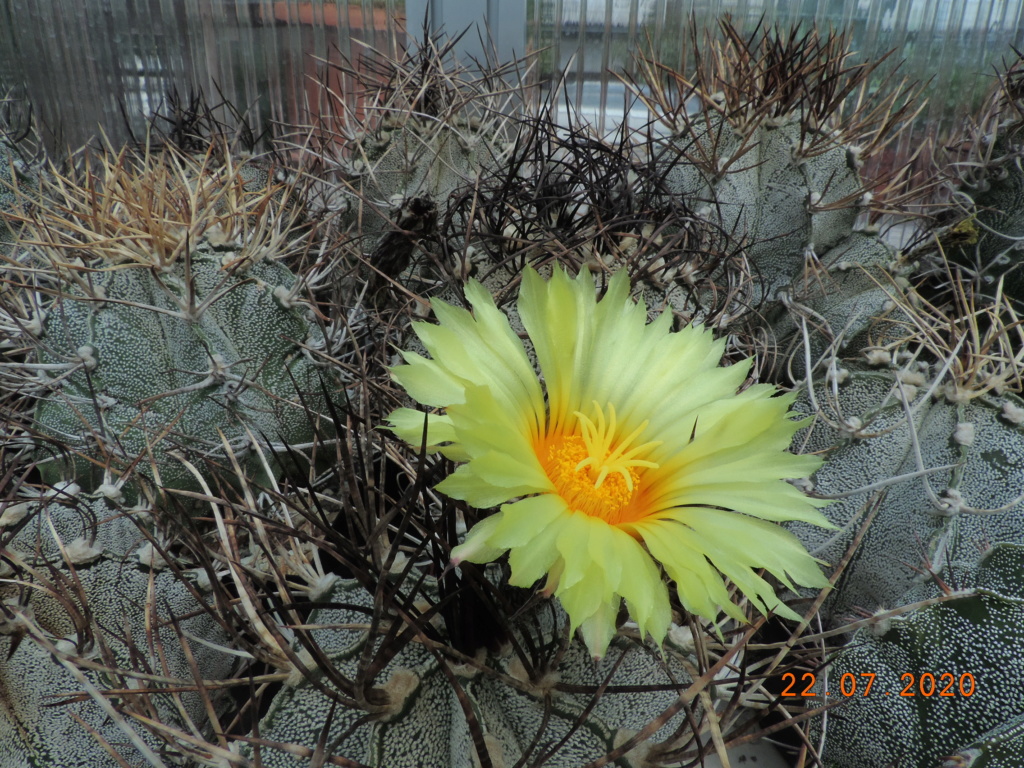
xmin=246 ymin=577 xmax=697 ymax=768
xmin=337 ymin=113 xmax=510 ymax=269
xmin=12 ymin=23 xmax=1024 ymax=768
xmin=0 ymin=127 xmax=37 ymax=251
xmin=934 ymin=61 xmax=1024 ymax=302
xmin=953 ymin=712 xmax=1024 ymax=768
xmin=32 ymin=248 xmax=332 ymax=494
xmin=779 ymin=176 xmax=1024 ymax=767
xmin=0 ymin=148 xmax=20 ymax=248
xmin=0 ymin=490 xmax=235 ymax=768
xmin=945 ymin=132 xmax=1024 ymax=299
xmin=1 ymin=145 xmax=339 ymax=498
xmin=788 ymin=368 xmax=1024 ymax=623
xmin=813 ymin=544 xmax=1024 ymax=768
xmin=662 ymin=115 xmax=868 ymax=308
xmin=765 ymin=228 xmax=908 ymax=377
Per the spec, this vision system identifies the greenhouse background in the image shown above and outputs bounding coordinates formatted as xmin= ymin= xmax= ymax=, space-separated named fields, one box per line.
xmin=2 ymin=0 xmax=1024 ymax=161
xmin=7 ymin=3 xmax=1024 ymax=768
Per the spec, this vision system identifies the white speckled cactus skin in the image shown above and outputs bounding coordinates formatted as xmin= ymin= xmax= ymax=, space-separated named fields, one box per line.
xmin=0 ymin=490 xmax=236 ymax=768
xmin=12 ymin=24 xmax=1024 ymax=768
xmin=649 ymin=118 xmax=914 ymax=388
xmin=0 ymin=146 xmax=23 ymax=249
xmin=0 ymin=111 xmax=38 ymax=253
xmin=371 ymin=63 xmax=900 ymax=380
xmin=764 ymin=51 xmax=1024 ymax=765
xmin=952 ymin=709 xmax=1024 ymax=768
xmin=789 ymin=370 xmax=1024 ymax=624
xmin=29 ymin=249 xmax=334 ymax=495
xmin=811 ymin=545 xmax=1024 ymax=768
xmin=778 ymin=230 xmax=1024 ymax=766
xmin=944 ymin=131 xmax=1024 ymax=299
xmin=244 ymin=576 xmax=699 ymax=768
xmin=1 ymin=146 xmax=340 ymax=499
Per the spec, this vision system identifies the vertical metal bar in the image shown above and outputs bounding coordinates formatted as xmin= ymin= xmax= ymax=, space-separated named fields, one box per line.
xmin=575 ymin=0 xmax=587 ymax=113
xmin=552 ymin=0 xmax=563 ymax=86
xmin=598 ymin=0 xmax=612 ymax=133
xmin=235 ymin=0 xmax=268 ymax=138
xmin=623 ymin=0 xmax=641 ymax=131
xmin=385 ymin=0 xmax=400 ymax=61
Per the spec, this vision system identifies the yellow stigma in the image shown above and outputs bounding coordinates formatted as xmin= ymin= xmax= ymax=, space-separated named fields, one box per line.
xmin=540 ymin=402 xmax=662 ymax=525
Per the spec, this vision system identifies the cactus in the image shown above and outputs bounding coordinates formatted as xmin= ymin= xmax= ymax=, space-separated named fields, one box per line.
xmin=949 ymin=712 xmax=1024 ymax=768
xmin=200 ymin=448 xmax=797 ymax=768
xmin=0 ymin=486 xmax=237 ymax=767
xmin=792 ymin=368 xmax=1024 ymax=612
xmin=0 ymin=141 xmax=341 ymax=499
xmin=614 ymin=25 xmax=929 ymax=385
xmin=0 ymin=94 xmax=40 ymax=252
xmin=308 ymin=41 xmax=518 ymax=288
xmin=784 ymin=260 xmax=1024 ymax=622
xmin=244 ymin=574 xmax=703 ymax=768
xmin=0 ymin=132 xmax=347 ymax=761
xmin=773 ymin=55 xmax=1024 ymax=768
xmin=938 ymin=56 xmax=1024 ymax=301
xmin=475 ymin=24 xmax=1024 ymax=768
xmin=809 ymin=544 xmax=1024 ymax=768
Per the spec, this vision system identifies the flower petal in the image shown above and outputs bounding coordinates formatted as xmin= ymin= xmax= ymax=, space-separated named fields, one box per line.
xmin=450 ymin=514 xmax=507 ymax=565
xmin=489 ymin=495 xmax=567 ymax=548
xmin=391 ymin=353 xmax=469 ymax=407
xmin=655 ymin=481 xmax=830 ymax=525
xmin=385 ymin=408 xmax=457 ymax=451
xmin=437 ymin=459 xmax=535 ymax=508
xmin=577 ymin=601 xmax=620 ymax=660
xmin=507 ymin=517 xmax=575 ymax=588
xmin=636 ymin=519 xmax=745 ymax=623
xmin=614 ymin=533 xmax=672 ymax=643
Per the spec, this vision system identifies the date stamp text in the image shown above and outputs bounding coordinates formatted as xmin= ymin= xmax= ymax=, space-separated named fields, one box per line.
xmin=780 ymin=672 xmax=976 ymax=698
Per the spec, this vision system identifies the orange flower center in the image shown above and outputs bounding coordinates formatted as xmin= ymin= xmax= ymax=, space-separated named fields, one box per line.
xmin=539 ymin=402 xmax=661 ymax=525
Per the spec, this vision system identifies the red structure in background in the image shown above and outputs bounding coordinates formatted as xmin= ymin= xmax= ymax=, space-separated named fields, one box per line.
xmin=254 ymin=3 xmax=408 ymax=136
xmin=261 ymin=2 xmax=396 ymax=29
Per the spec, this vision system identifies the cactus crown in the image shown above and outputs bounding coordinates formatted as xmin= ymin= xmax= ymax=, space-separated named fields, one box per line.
xmin=1 ymin=137 xmax=340 ymax=500
xmin=16 ymin=142 xmax=301 ymax=273
xmin=641 ymin=22 xmax=915 ymax=144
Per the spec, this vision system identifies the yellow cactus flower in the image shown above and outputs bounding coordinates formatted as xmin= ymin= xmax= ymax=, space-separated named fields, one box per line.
xmin=387 ymin=267 xmax=831 ymax=659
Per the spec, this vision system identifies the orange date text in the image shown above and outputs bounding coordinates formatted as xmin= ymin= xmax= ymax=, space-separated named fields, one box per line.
xmin=780 ymin=671 xmax=976 ymax=698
